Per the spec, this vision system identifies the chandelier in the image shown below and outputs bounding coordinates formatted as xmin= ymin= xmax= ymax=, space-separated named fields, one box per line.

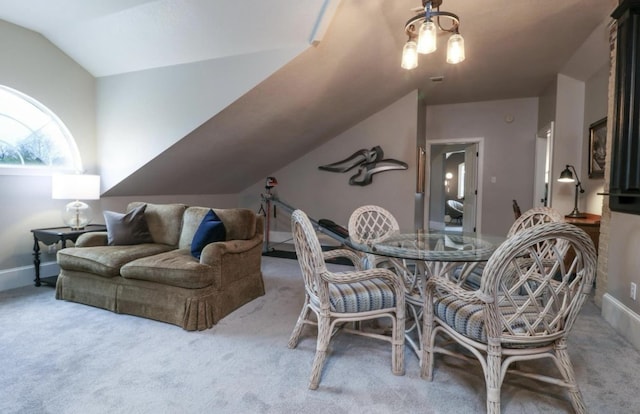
xmin=401 ymin=0 xmax=465 ymax=70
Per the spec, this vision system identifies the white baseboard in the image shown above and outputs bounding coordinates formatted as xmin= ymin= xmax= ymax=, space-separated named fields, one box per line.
xmin=602 ymin=293 xmax=640 ymax=352
xmin=0 ymin=262 xmax=59 ymax=292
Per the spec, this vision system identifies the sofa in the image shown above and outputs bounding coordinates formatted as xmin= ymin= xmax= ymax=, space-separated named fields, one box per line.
xmin=56 ymin=202 xmax=265 ymax=331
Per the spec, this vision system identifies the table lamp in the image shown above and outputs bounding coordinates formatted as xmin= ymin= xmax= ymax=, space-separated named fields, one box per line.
xmin=557 ymin=165 xmax=586 ymax=218
xmin=52 ymin=174 xmax=101 ymax=229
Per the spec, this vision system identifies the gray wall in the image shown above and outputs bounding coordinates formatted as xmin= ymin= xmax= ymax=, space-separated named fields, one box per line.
xmin=551 ymin=74 xmax=587 ymax=217
xmin=426 ymin=98 xmax=539 ymax=236
xmin=239 ymin=91 xmax=419 ymax=232
xmin=240 ymin=94 xmax=540 ymax=238
xmin=537 ymin=68 xmax=608 ymax=217
xmin=96 ymin=47 xmax=307 ymax=192
xmin=0 ymin=20 xmax=96 ymax=290
xmin=538 ymin=81 xmax=558 ymax=133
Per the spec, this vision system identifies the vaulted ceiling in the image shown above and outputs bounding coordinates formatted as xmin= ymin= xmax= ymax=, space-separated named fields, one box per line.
xmin=0 ymin=0 xmax=616 ymax=195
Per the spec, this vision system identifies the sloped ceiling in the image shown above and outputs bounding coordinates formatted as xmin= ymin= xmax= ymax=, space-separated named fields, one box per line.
xmin=0 ymin=0 xmax=332 ymax=77
xmin=0 ymin=0 xmax=617 ymax=196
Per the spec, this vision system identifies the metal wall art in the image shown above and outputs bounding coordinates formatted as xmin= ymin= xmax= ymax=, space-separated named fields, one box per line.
xmin=318 ymin=145 xmax=408 ymax=186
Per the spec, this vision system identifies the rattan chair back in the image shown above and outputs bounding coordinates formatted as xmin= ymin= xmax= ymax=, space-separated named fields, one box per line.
xmin=348 ymin=205 xmax=400 ymax=245
xmin=422 ymin=222 xmax=597 ymax=414
xmin=482 ymin=222 xmax=596 ymax=342
xmin=507 ymin=206 xmax=564 ymax=237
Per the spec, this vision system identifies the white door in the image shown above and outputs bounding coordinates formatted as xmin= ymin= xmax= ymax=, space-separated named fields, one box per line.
xmin=462 ymin=144 xmax=478 ymax=233
xmin=533 ymin=122 xmax=554 ymax=207
xmin=426 ymin=139 xmax=482 ymax=233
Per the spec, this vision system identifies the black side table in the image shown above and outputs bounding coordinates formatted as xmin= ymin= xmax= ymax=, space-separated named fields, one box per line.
xmin=31 ymin=224 xmax=107 ymax=287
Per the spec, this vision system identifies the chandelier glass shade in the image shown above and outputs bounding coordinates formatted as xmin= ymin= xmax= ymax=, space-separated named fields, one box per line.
xmin=402 ymin=0 xmax=465 ymax=70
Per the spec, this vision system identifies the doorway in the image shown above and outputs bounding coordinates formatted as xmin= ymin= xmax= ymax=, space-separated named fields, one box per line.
xmin=533 ymin=122 xmax=554 ymax=208
xmin=426 ymin=139 xmax=482 ymax=233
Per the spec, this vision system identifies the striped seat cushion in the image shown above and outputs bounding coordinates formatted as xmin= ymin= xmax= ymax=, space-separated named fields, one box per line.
xmin=312 ymin=278 xmax=397 ymax=313
xmin=452 ymin=264 xmax=484 ymax=290
xmin=452 ymin=264 xmax=536 ymax=293
xmin=434 ymin=294 xmax=545 ymax=343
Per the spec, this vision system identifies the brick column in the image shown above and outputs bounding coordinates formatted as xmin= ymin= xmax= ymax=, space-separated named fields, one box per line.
xmin=594 ymin=21 xmax=617 ymax=307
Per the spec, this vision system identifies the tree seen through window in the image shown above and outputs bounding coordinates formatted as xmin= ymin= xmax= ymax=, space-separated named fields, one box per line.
xmin=0 ymin=85 xmax=81 ymax=172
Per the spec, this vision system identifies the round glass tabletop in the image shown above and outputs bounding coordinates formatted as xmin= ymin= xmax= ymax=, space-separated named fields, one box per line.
xmin=347 ymin=230 xmax=505 ymax=262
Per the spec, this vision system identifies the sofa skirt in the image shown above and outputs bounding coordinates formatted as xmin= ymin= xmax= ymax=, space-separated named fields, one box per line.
xmin=56 ymin=269 xmax=265 ymax=331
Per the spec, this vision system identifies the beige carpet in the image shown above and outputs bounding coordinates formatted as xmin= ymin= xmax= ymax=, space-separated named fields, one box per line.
xmin=1 ymin=256 xmax=638 ymax=413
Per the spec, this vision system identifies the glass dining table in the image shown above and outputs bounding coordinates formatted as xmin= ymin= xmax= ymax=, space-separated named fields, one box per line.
xmin=345 ymin=229 xmax=506 ymax=356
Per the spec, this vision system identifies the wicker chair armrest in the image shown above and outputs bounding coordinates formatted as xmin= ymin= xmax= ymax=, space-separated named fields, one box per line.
xmin=322 ymin=248 xmax=365 ymax=270
xmin=321 ymin=267 xmax=405 ymax=293
xmin=427 ymin=275 xmax=491 ymax=304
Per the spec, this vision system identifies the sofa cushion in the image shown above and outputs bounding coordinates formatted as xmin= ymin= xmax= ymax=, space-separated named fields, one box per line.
xmin=120 ymin=249 xmax=216 ymax=289
xmin=127 ymin=202 xmax=187 ymax=247
xmin=191 ymin=209 xmax=226 ymax=259
xmin=104 ymin=204 xmax=153 ymax=246
xmin=179 ymin=207 xmax=257 ymax=249
xmin=57 ymin=244 xmax=175 ymax=277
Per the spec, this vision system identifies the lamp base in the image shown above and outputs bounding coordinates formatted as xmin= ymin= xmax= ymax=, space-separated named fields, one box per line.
xmin=565 ymin=211 xmax=587 ymax=219
xmin=62 ymin=200 xmax=93 ymax=230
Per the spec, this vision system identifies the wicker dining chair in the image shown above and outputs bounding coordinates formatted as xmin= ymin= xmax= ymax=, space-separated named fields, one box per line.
xmin=512 ymin=199 xmax=522 ymax=219
xmin=421 ymin=222 xmax=597 ymax=414
xmin=456 ymin=206 xmax=565 ymax=290
xmin=347 ymin=205 xmax=401 ymax=269
xmin=288 ymin=209 xmax=406 ymax=390
xmin=507 ymin=206 xmax=564 ymax=237
xmin=347 ymin=205 xmax=425 ymax=350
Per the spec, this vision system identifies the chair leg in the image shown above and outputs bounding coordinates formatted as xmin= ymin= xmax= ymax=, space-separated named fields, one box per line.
xmin=309 ymin=314 xmax=331 ymax=390
xmin=485 ymin=343 xmax=502 ymax=414
xmin=555 ymin=340 xmax=586 ymax=414
xmin=420 ymin=312 xmax=434 ymax=380
xmin=420 ymin=294 xmax=434 ymax=380
xmin=392 ymin=314 xmax=405 ymax=376
xmin=288 ymin=296 xmax=311 ymax=349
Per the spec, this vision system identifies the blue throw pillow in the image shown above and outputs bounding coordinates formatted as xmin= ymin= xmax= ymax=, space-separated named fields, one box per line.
xmin=191 ymin=209 xmax=226 ymax=259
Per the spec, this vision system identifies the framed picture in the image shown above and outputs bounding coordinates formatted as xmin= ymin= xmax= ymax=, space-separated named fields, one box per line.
xmin=588 ymin=117 xmax=607 ymax=178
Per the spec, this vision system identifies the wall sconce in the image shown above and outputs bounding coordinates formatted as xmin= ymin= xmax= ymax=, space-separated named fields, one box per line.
xmin=52 ymin=174 xmax=101 ymax=229
xmin=557 ymin=165 xmax=585 ymax=218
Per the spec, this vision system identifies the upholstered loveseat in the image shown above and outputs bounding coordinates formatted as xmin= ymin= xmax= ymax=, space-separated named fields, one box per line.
xmin=56 ymin=202 xmax=265 ymax=330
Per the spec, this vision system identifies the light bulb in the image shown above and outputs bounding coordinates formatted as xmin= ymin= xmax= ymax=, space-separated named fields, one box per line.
xmin=401 ymin=40 xmax=419 ymax=70
xmin=446 ymin=33 xmax=465 ymax=64
xmin=417 ymin=20 xmax=437 ymax=54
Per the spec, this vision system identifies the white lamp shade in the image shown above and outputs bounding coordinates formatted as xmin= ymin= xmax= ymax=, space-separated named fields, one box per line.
xmin=52 ymin=174 xmax=101 ymax=200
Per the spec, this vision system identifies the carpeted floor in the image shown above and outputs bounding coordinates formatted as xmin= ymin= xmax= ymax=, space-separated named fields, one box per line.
xmin=1 ymin=256 xmax=639 ymax=414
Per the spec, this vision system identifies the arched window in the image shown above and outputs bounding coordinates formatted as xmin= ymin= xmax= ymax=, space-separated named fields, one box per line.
xmin=0 ymin=85 xmax=82 ymax=174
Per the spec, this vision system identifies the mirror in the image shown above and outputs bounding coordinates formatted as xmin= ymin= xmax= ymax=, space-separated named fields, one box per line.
xmin=533 ymin=121 xmax=554 ymax=208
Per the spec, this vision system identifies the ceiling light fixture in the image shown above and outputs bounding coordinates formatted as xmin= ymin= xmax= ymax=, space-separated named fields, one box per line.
xmin=401 ymin=0 xmax=465 ymax=70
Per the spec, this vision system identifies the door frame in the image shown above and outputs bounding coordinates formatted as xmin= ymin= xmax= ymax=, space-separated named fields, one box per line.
xmin=425 ymin=137 xmax=484 ymax=233
xmin=533 ymin=121 xmax=555 ymax=208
